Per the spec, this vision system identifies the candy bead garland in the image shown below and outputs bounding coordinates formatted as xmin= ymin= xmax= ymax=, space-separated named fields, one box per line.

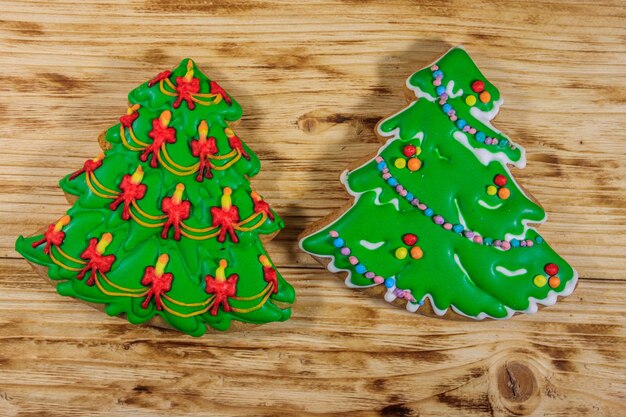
xmin=430 ymin=65 xmax=515 ymax=150
xmin=375 ymin=154 xmax=542 ymax=251
xmin=328 ymin=230 xmax=417 ymax=303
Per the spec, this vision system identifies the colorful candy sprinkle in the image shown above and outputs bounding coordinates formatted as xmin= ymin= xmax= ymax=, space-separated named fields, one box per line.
xmin=494 ymin=174 xmax=507 ymax=187
xmin=471 ymin=80 xmax=485 ymax=93
xmin=402 ymin=145 xmax=416 ymax=157
xmin=395 ymin=247 xmax=408 ymax=259
xmin=465 ymin=95 xmax=477 ymax=106
xmin=394 ymin=158 xmax=406 ymax=169
xmin=333 ymin=238 xmax=344 ymax=248
xmin=549 ymin=276 xmax=560 ymax=288
xmin=533 ymin=274 xmax=547 ymax=287
xmin=498 ymin=187 xmax=511 ymax=200
xmin=486 ymin=185 xmax=498 ymax=196
xmin=402 ymin=233 xmax=418 ymax=246
xmin=544 ymin=263 xmax=559 ymax=276
xmin=410 ymin=246 xmax=423 ymax=260
xmin=479 ymin=91 xmax=491 ymax=103
xmin=407 ymin=158 xmax=422 ymax=172
xmin=384 ymin=278 xmax=395 ymax=288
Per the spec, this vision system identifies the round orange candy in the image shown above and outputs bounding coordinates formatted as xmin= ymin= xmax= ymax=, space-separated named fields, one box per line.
xmin=407 ymin=158 xmax=422 ymax=172
xmin=479 ymin=91 xmax=491 ymax=103
xmin=548 ymin=275 xmax=560 ymax=288
xmin=410 ymin=246 xmax=423 ymax=259
xmin=498 ymin=187 xmax=510 ymax=200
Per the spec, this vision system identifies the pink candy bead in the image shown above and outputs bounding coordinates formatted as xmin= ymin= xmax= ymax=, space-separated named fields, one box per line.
xmin=526 ymin=240 xmax=534 ymax=247
xmin=469 ymin=128 xmax=477 ymax=134
xmin=450 ymin=115 xmax=458 ymax=122
xmin=411 ymin=199 xmax=420 ymax=206
xmin=443 ymin=223 xmax=453 ymax=230
xmin=329 ymin=230 xmax=339 ymax=238
xmin=431 ymin=65 xmax=438 ymax=71
xmin=348 ymin=256 xmax=358 ymax=265
xmin=395 ymin=185 xmax=404 ymax=193
xmin=473 ymin=236 xmax=483 ymax=244
xmin=375 ymin=156 xmax=383 ymax=163
xmin=417 ymin=204 xmax=427 ymax=211
xmin=501 ymin=241 xmax=511 ymax=251
xmin=462 ymin=125 xmax=470 ymax=132
xmin=365 ymin=272 xmax=375 ymax=279
xmin=340 ymin=247 xmax=351 ymax=256
xmin=433 ymin=79 xmax=441 ymax=86
xmin=399 ymin=189 xmax=408 ymax=197
xmin=374 ymin=276 xmax=384 ymax=284
xmin=382 ymin=173 xmax=392 ymax=180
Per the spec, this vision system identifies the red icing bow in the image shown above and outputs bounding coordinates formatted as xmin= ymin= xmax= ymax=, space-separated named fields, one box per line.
xmin=225 ymin=127 xmax=249 ymax=160
xmin=31 ymin=216 xmax=70 ymax=254
xmin=109 ymin=167 xmax=147 ymax=220
xmin=69 ymin=154 xmax=104 ymax=181
xmin=210 ymin=187 xmax=240 ymax=243
xmin=251 ymin=191 xmax=274 ymax=221
xmin=141 ymin=111 xmax=176 ymax=168
xmin=174 ymin=61 xmax=200 ymax=109
xmin=190 ymin=120 xmax=218 ymax=181
xmin=161 ymin=184 xmax=191 ymax=240
xmin=259 ymin=255 xmax=278 ymax=293
xmin=141 ymin=254 xmax=173 ymax=311
xmin=205 ymin=260 xmax=238 ymax=315
xmin=77 ymin=234 xmax=116 ymax=286
xmin=148 ymin=70 xmax=171 ymax=88
xmin=209 ymin=81 xmax=232 ymax=105
xmin=119 ymin=104 xmax=141 ymax=128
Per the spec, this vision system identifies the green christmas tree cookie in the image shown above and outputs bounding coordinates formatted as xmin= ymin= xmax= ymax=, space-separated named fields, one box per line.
xmin=16 ymin=59 xmax=295 ymax=336
xmin=300 ymin=47 xmax=577 ymax=319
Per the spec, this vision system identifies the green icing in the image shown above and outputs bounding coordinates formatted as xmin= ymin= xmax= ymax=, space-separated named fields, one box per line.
xmin=301 ymin=47 xmax=577 ymax=319
xmin=15 ymin=59 xmax=295 ymax=336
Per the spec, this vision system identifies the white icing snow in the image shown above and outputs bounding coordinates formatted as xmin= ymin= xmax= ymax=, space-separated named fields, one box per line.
xmin=495 ymin=266 xmax=527 ymax=277
xmin=359 ymin=240 xmax=385 ymax=250
xmin=478 ymin=199 xmax=502 ymax=210
xmin=446 ymin=80 xmax=463 ymax=98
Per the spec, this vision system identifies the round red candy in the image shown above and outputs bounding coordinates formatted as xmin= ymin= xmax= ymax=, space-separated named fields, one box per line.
xmin=544 ymin=263 xmax=559 ymax=276
xmin=494 ymin=174 xmax=507 ymax=187
xmin=403 ymin=145 xmax=416 ymax=157
xmin=471 ymin=80 xmax=485 ymax=93
xmin=402 ymin=233 xmax=418 ymax=246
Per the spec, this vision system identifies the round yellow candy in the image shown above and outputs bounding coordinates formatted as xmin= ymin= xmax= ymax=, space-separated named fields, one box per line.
xmin=486 ymin=185 xmax=498 ymax=196
xmin=533 ymin=274 xmax=547 ymax=288
xmin=394 ymin=158 xmax=407 ymax=169
xmin=395 ymin=247 xmax=408 ymax=260
xmin=498 ymin=187 xmax=511 ymax=200
xmin=414 ymin=147 xmax=422 ymax=156
xmin=407 ymin=158 xmax=422 ymax=172
xmin=465 ymin=95 xmax=477 ymax=106
xmin=410 ymin=246 xmax=423 ymax=260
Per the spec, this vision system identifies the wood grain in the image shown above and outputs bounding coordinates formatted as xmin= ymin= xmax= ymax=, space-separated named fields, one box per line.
xmin=0 ymin=0 xmax=625 ymax=415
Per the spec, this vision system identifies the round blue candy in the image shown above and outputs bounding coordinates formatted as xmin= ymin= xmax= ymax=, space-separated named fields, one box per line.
xmin=535 ymin=236 xmax=544 ymax=244
xmin=476 ymin=131 xmax=486 ymax=142
xmin=435 ymin=86 xmax=446 ymax=96
xmin=333 ymin=238 xmax=344 ymax=248
xmin=511 ymin=239 xmax=520 ymax=247
xmin=432 ymin=70 xmax=443 ymax=78
xmin=384 ymin=278 xmax=395 ymax=288
xmin=355 ymin=264 xmax=366 ymax=274
xmin=377 ymin=161 xmax=386 ymax=171
xmin=424 ymin=208 xmax=434 ymax=217
xmin=499 ymin=139 xmax=508 ymax=147
xmin=405 ymin=192 xmax=414 ymax=202
xmin=387 ymin=177 xmax=398 ymax=187
xmin=452 ymin=224 xmax=464 ymax=234
xmin=484 ymin=237 xmax=493 ymax=245
xmin=418 ymin=299 xmax=425 ymax=306
xmin=456 ymin=119 xmax=467 ymax=129
xmin=442 ymin=103 xmax=452 ymax=113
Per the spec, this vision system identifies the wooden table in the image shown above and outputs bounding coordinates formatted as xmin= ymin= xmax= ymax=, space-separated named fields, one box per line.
xmin=1 ymin=1 xmax=624 ymax=415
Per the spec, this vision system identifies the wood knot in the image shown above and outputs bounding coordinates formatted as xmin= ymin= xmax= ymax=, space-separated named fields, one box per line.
xmin=495 ymin=361 xmax=540 ymax=415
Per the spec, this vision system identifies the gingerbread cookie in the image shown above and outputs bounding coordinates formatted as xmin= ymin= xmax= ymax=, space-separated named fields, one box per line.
xmin=300 ymin=47 xmax=577 ymax=320
xmin=15 ymin=59 xmax=295 ymax=336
